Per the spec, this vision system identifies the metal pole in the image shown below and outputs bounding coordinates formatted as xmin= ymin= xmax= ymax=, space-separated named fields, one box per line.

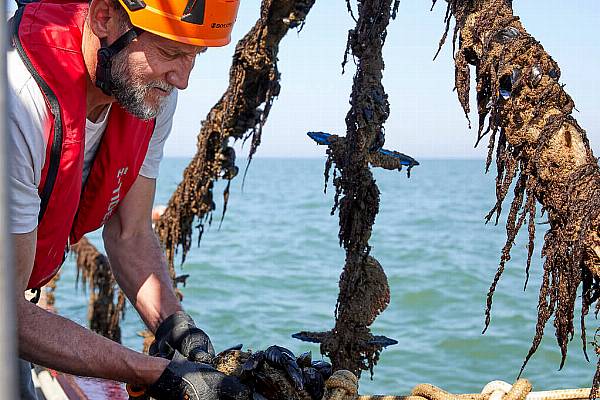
xmin=0 ymin=0 xmax=19 ymax=397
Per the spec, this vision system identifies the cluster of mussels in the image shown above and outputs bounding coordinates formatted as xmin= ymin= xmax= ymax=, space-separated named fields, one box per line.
xmin=214 ymin=345 xmax=332 ymax=400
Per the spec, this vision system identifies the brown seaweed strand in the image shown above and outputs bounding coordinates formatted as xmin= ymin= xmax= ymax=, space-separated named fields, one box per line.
xmin=433 ymin=0 xmax=452 ymax=61
xmin=483 ymin=172 xmax=526 ymax=332
xmin=523 ymin=184 xmax=536 ymax=291
xmin=71 ymin=237 xmax=125 ymax=343
xmin=437 ymin=0 xmax=600 ymax=388
xmin=155 ymin=0 xmax=317 ymax=276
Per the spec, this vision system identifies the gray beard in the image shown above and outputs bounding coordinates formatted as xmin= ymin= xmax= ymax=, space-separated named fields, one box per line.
xmin=110 ymin=51 xmax=173 ymax=120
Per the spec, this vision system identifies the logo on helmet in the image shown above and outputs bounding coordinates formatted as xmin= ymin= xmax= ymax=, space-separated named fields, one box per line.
xmin=211 ymin=22 xmax=233 ymax=29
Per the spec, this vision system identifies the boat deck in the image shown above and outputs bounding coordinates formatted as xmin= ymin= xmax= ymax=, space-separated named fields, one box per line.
xmin=31 ymin=367 xmax=129 ymax=400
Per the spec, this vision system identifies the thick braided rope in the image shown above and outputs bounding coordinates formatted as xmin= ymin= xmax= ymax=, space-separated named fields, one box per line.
xmin=325 ymin=370 xmax=359 ymax=400
xmin=319 ymin=375 xmax=592 ymax=400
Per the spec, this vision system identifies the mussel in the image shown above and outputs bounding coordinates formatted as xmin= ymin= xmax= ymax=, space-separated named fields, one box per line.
xmin=493 ymin=26 xmax=519 ymax=44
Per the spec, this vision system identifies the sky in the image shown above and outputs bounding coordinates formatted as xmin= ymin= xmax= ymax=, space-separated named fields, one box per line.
xmin=6 ymin=1 xmax=600 ymax=159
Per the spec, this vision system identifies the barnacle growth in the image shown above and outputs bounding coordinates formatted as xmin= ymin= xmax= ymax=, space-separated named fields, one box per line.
xmin=433 ymin=0 xmax=600 ymax=385
xmin=155 ymin=0 xmax=317 ymax=279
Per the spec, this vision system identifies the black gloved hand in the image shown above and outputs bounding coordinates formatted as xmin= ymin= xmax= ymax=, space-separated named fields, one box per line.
xmin=148 ymin=351 xmax=251 ymax=400
xmin=150 ymin=311 xmax=215 ymax=363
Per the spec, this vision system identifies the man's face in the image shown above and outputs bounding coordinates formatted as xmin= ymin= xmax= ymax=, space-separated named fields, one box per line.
xmin=109 ymin=30 xmax=206 ymax=120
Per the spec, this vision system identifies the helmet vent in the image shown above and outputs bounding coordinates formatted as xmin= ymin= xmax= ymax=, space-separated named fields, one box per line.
xmin=122 ymin=0 xmax=146 ymax=11
xmin=182 ymin=0 xmax=206 ymax=25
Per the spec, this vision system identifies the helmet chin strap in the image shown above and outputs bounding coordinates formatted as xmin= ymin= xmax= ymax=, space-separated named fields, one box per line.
xmin=95 ymin=27 xmax=144 ymax=96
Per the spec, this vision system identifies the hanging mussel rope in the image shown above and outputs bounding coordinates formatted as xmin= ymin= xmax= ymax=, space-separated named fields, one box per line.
xmin=433 ymin=0 xmax=600 ymax=393
xmin=71 ymin=236 xmax=126 ymax=343
xmin=155 ymin=0 xmax=317 ymax=280
xmin=293 ymin=0 xmax=403 ymax=378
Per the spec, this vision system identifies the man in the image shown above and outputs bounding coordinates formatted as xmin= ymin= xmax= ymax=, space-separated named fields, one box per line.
xmin=7 ymin=0 xmax=249 ymax=398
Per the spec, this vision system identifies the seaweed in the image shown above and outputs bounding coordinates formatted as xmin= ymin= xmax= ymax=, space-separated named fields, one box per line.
xmin=155 ymin=0 xmax=317 ymax=279
xmin=71 ymin=236 xmax=126 ymax=343
xmin=433 ymin=0 xmax=600 ymax=386
xmin=42 ymin=273 xmax=60 ymax=310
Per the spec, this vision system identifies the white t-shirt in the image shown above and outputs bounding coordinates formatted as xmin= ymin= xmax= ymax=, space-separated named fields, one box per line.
xmin=7 ymin=44 xmax=177 ymax=234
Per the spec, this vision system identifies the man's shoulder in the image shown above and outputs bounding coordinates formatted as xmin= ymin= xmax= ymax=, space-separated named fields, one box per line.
xmin=157 ymin=89 xmax=178 ymax=123
xmin=138 ymin=90 xmax=178 ymax=178
xmin=7 ymin=48 xmax=32 ymax=94
xmin=8 ymin=47 xmax=37 ymax=98
xmin=7 ymin=47 xmax=50 ymax=127
xmin=152 ymin=89 xmax=178 ymax=137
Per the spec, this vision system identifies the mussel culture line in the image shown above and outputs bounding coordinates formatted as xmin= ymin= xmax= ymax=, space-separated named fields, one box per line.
xmin=35 ymin=0 xmax=600 ymax=398
xmin=433 ymin=0 xmax=600 ymax=393
xmin=292 ymin=0 xmax=405 ymax=378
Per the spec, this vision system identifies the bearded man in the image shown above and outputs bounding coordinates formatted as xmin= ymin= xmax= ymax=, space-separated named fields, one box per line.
xmin=7 ymin=0 xmax=249 ymax=398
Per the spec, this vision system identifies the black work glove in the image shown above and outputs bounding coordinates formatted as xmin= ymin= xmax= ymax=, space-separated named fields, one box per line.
xmin=150 ymin=311 xmax=215 ymax=363
xmin=148 ymin=351 xmax=251 ymax=400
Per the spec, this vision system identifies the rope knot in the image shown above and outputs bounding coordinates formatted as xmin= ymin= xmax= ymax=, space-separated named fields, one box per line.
xmin=324 ymin=370 xmax=358 ymax=400
xmin=481 ymin=379 xmax=532 ymax=400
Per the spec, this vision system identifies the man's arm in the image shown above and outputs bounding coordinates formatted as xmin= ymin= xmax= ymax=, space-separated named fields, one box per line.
xmin=14 ymin=231 xmax=169 ymax=384
xmin=102 ymin=174 xmax=182 ymax=333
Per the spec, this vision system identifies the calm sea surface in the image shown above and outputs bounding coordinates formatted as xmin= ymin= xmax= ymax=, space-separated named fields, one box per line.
xmin=55 ymin=158 xmax=594 ymax=395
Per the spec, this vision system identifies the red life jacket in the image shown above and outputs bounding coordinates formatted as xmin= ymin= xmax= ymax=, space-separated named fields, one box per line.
xmin=12 ymin=0 xmax=157 ymax=289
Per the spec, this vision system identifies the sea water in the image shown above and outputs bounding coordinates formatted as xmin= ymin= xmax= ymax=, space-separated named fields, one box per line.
xmin=55 ymin=158 xmax=594 ymax=395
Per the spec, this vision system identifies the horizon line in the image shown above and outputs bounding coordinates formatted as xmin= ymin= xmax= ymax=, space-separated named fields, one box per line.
xmin=163 ymin=155 xmax=488 ymax=161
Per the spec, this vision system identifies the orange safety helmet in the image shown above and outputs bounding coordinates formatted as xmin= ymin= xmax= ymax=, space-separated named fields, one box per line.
xmin=116 ymin=0 xmax=240 ymax=47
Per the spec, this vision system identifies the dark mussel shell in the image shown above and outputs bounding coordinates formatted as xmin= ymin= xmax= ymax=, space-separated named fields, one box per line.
xmin=264 ymin=346 xmax=295 ymax=366
xmin=369 ymin=128 xmax=385 ymax=153
xmin=499 ymin=68 xmax=522 ymax=100
xmin=368 ymin=335 xmax=399 ymax=348
xmin=242 ymin=351 xmax=265 ymax=376
xmin=499 ymin=74 xmax=513 ymax=100
xmin=220 ymin=146 xmax=236 ymax=167
xmin=264 ymin=346 xmax=304 ymax=391
xmin=296 ymin=351 xmax=312 ymax=368
xmin=222 ymin=165 xmax=239 ymax=180
xmin=292 ymin=331 xmax=326 ymax=344
xmin=216 ymin=343 xmax=243 ymax=358
xmin=530 ymin=65 xmax=542 ymax=87
xmin=372 ymin=89 xmax=386 ymax=105
xmin=493 ymin=26 xmax=519 ymax=44
xmin=302 ymin=367 xmax=325 ymax=400
xmin=463 ymin=47 xmax=478 ymax=65
xmin=311 ymin=360 xmax=332 ymax=380
xmin=511 ymin=68 xmax=522 ymax=87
